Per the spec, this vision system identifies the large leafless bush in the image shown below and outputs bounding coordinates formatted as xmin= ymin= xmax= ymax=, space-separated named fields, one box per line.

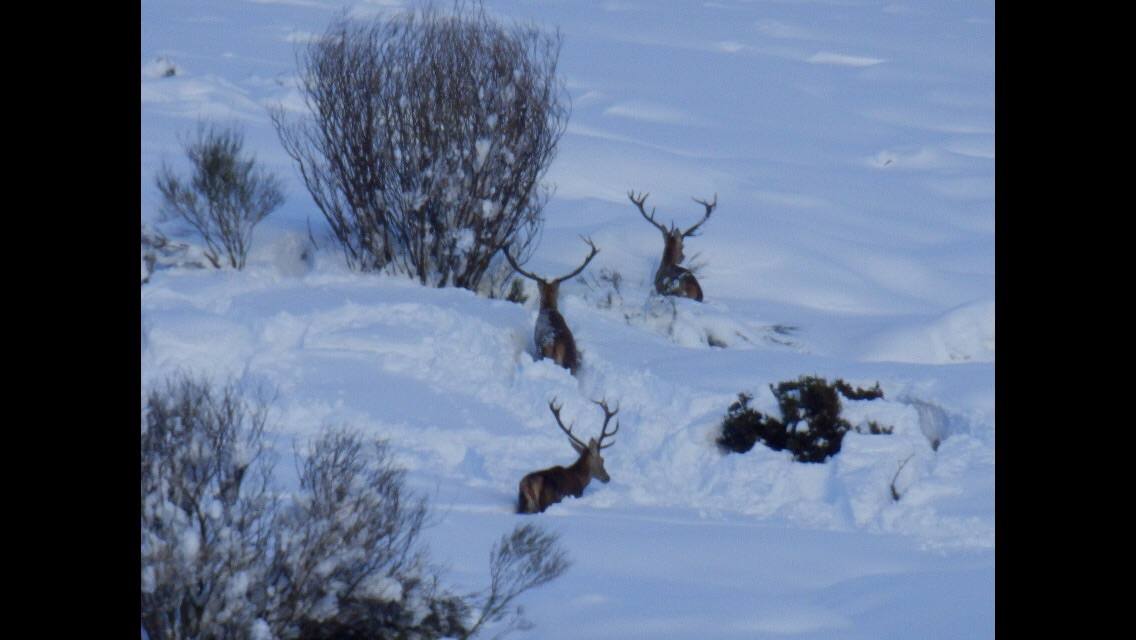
xmin=140 ymin=373 xmax=568 ymax=639
xmin=155 ymin=123 xmax=285 ymax=269
xmin=271 ymin=2 xmax=568 ymax=292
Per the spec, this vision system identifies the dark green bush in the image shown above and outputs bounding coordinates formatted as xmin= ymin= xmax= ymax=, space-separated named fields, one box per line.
xmin=716 ymin=393 xmax=763 ymax=454
xmin=716 ymin=376 xmax=892 ymax=463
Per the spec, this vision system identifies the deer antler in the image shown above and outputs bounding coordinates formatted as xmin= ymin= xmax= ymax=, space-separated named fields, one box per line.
xmin=629 ymin=191 xmax=669 ymax=235
xmin=551 ymin=236 xmax=600 ymax=284
xmin=682 ymin=194 xmax=717 ymax=238
xmin=549 ymin=398 xmax=587 ymax=450
xmin=503 ymin=244 xmax=546 ymax=283
xmin=504 ymin=237 xmax=599 ymax=285
xmin=592 ymin=398 xmax=620 ymax=449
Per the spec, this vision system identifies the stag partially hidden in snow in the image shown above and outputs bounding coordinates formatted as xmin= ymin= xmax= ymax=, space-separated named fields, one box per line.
xmin=517 ymin=398 xmax=620 ymax=514
xmin=504 ymin=237 xmax=599 ymax=376
xmin=628 ymin=191 xmax=717 ymax=302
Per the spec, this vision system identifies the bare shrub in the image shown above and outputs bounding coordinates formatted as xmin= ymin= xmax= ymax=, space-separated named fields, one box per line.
xmin=155 ymin=123 xmax=285 ymax=269
xmin=140 ymin=374 xmax=276 ymax=639
xmin=463 ymin=524 xmax=571 ymax=639
xmin=480 ymin=258 xmax=528 ymax=301
xmin=263 ymin=427 xmax=468 ymax=639
xmin=141 ymin=374 xmax=568 ymax=639
xmin=271 ymin=2 xmax=568 ymax=290
xmin=581 ymin=267 xmax=625 ymax=311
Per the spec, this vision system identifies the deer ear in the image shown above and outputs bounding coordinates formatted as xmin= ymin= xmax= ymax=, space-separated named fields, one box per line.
xmin=570 ymin=439 xmax=586 ymax=454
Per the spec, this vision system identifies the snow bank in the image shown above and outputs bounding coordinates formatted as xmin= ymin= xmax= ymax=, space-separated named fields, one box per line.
xmin=143 ymin=261 xmax=993 ymax=551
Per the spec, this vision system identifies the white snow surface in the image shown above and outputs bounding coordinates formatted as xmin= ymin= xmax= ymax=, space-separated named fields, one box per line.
xmin=142 ymin=1 xmax=994 ymax=638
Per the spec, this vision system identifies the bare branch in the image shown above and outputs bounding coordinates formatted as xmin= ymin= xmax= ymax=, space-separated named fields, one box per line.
xmin=463 ymin=524 xmax=570 ymax=639
xmin=890 ymin=453 xmax=915 ymax=502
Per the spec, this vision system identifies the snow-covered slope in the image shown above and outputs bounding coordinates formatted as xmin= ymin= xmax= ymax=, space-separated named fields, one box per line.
xmin=142 ymin=1 xmax=994 ymax=637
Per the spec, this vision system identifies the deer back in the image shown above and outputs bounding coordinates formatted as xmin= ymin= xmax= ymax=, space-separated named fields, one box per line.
xmin=517 ymin=442 xmax=609 ymax=514
xmin=535 ymin=306 xmax=580 ymax=375
xmin=655 ymin=230 xmax=701 ymax=300
xmin=656 ymin=263 xmax=703 ymax=302
xmin=505 ymin=238 xmax=597 ymax=376
xmin=517 ymin=454 xmax=590 ymax=514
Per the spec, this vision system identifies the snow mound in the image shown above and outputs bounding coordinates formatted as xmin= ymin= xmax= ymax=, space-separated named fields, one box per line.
xmin=577 ymin=270 xmax=807 ymax=352
xmin=859 ymin=298 xmax=994 ymax=364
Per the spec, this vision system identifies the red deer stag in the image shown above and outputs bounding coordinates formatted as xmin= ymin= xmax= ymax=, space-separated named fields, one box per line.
xmin=628 ymin=191 xmax=717 ymax=302
xmin=503 ymin=237 xmax=599 ymax=375
xmin=517 ymin=398 xmax=620 ymax=514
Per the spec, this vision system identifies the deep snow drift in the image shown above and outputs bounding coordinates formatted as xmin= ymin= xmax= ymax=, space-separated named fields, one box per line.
xmin=142 ymin=1 xmax=994 ymax=637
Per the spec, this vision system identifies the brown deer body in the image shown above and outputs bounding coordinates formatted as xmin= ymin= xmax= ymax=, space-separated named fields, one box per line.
xmin=504 ymin=237 xmax=599 ymax=375
xmin=629 ymin=191 xmax=717 ymax=302
xmin=533 ymin=282 xmax=579 ymax=373
xmin=517 ymin=399 xmax=619 ymax=514
xmin=657 ymin=238 xmax=703 ymax=302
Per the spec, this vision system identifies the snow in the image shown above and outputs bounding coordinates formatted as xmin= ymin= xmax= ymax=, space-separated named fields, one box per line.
xmin=250 ymin=619 xmax=274 ymax=640
xmin=481 ymin=199 xmax=500 ymax=219
xmin=179 ymin=528 xmax=201 ymax=562
xmin=142 ymin=1 xmax=994 ymax=638
xmin=141 ymin=566 xmax=156 ymax=595
xmin=475 ymin=137 xmax=492 ymax=169
xmin=357 ymin=573 xmax=404 ymax=602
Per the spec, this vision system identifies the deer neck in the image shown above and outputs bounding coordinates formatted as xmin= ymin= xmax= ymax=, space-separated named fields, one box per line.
xmin=661 ymin=235 xmax=684 ymax=269
xmin=567 ymin=450 xmax=594 ymax=488
xmin=537 ymin=281 xmax=561 ymax=313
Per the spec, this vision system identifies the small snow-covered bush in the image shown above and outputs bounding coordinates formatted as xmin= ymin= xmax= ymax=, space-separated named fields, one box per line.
xmin=716 ymin=376 xmax=893 ymax=463
xmin=504 ymin=277 xmax=529 ymax=304
xmin=141 ymin=374 xmax=568 ymax=639
xmin=581 ymin=267 xmax=627 ymax=311
xmin=271 ymin=1 xmax=568 ymax=291
xmin=581 ymin=270 xmax=770 ymax=349
xmin=155 ymin=123 xmax=284 ymax=269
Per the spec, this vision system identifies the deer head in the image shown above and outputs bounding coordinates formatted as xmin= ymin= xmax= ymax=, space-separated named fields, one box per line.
xmin=503 ymin=237 xmax=599 ymax=374
xmin=550 ymin=398 xmax=619 ymax=483
xmin=517 ymin=398 xmax=620 ymax=514
xmin=628 ymin=191 xmax=717 ymax=302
